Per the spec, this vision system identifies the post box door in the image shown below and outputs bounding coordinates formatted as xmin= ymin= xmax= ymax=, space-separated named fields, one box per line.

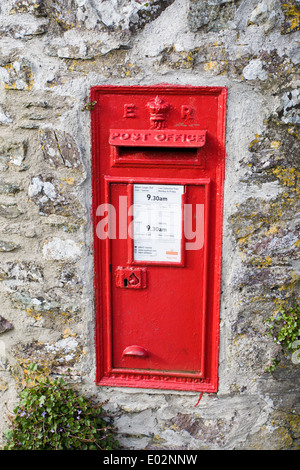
xmin=110 ymin=181 xmax=209 ymax=377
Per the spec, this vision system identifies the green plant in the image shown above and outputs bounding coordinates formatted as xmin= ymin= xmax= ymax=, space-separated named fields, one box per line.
xmin=81 ymin=98 xmax=97 ymax=111
xmin=265 ymin=303 xmax=300 ymax=372
xmin=3 ymin=374 xmax=119 ymax=450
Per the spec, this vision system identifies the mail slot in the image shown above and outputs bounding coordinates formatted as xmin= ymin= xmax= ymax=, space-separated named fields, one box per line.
xmin=91 ymin=85 xmax=227 ymax=392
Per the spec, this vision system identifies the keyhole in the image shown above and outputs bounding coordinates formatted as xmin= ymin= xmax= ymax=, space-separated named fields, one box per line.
xmin=124 ymin=278 xmax=128 ymax=287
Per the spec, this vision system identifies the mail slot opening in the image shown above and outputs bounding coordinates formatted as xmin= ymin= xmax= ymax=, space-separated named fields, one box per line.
xmin=118 ymin=146 xmax=198 ymax=160
xmin=111 ymin=145 xmax=205 ymax=168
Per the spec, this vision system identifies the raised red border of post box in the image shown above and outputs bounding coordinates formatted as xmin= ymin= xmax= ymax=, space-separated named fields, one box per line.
xmin=90 ymin=85 xmax=227 ymax=392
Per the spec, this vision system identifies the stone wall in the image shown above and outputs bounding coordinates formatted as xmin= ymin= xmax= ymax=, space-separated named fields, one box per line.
xmin=0 ymin=0 xmax=299 ymax=450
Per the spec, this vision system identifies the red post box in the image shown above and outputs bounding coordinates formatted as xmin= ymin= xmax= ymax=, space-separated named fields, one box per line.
xmin=91 ymin=85 xmax=227 ymax=392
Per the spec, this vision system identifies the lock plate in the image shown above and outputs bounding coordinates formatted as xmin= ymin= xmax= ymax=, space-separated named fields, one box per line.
xmin=115 ymin=267 xmax=147 ymax=289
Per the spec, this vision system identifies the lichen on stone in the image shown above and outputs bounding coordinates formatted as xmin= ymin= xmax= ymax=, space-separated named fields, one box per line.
xmin=280 ymin=0 xmax=300 ymax=34
xmin=40 ymin=128 xmax=82 ymax=170
xmin=188 ymin=0 xmax=242 ymax=33
xmin=0 ymin=58 xmax=34 ymax=91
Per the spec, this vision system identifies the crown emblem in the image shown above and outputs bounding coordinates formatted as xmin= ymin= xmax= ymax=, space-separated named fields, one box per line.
xmin=146 ymin=96 xmax=170 ymax=129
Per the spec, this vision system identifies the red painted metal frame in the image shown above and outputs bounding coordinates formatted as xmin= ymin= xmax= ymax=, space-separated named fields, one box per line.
xmin=90 ymin=85 xmax=227 ymax=392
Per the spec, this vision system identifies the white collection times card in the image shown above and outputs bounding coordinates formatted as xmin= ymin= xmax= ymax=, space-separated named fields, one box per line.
xmin=133 ymin=184 xmax=184 ymax=263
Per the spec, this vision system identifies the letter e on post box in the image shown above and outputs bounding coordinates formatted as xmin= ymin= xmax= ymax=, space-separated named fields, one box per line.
xmin=90 ymin=86 xmax=227 ymax=392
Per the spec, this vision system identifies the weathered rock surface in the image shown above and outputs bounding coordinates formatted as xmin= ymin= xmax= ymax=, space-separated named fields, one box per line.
xmin=0 ymin=0 xmax=299 ymax=450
